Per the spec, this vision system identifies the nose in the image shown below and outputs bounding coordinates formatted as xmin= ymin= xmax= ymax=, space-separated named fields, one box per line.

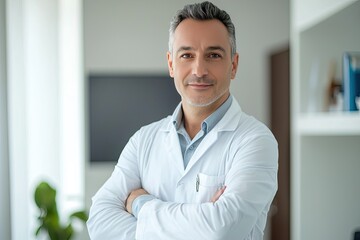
xmin=192 ymin=58 xmax=208 ymax=78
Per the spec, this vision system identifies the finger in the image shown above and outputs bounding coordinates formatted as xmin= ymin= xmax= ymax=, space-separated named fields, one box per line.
xmin=210 ymin=186 xmax=226 ymax=203
xmin=210 ymin=187 xmax=224 ymax=203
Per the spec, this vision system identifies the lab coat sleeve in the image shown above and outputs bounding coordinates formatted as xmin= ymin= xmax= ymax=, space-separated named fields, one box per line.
xmin=87 ymin=131 xmax=142 ymax=240
xmin=135 ymin=134 xmax=278 ymax=240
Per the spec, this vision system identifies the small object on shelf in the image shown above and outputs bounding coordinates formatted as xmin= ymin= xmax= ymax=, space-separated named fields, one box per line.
xmin=328 ymin=88 xmax=343 ymax=112
xmin=343 ymin=52 xmax=360 ymax=111
xmin=327 ymin=61 xmax=343 ymax=112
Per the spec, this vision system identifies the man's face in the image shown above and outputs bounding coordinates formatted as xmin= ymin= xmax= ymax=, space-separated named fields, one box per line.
xmin=167 ymin=19 xmax=238 ymax=108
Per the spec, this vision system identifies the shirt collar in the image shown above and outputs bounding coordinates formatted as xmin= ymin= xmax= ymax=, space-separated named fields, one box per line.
xmin=172 ymin=102 xmax=183 ymax=129
xmin=172 ymin=95 xmax=233 ymax=133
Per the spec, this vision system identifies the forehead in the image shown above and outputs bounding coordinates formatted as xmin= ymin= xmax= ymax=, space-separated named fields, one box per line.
xmin=173 ymin=19 xmax=231 ymax=52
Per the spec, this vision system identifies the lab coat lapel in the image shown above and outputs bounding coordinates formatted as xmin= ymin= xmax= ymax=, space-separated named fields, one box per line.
xmin=184 ymin=130 xmax=218 ymax=172
xmin=165 ymin=124 xmax=185 ymax=174
xmin=183 ymin=97 xmax=241 ymax=173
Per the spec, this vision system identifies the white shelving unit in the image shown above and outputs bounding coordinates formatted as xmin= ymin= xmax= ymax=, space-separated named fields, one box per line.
xmin=291 ymin=1 xmax=360 ymax=240
xmin=297 ymin=112 xmax=360 ymax=135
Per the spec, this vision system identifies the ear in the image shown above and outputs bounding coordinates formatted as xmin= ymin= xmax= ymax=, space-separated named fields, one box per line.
xmin=167 ymin=51 xmax=174 ymax=78
xmin=230 ymin=53 xmax=239 ymax=79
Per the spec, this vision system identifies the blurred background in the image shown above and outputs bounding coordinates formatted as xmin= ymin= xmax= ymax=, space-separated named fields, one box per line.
xmin=1 ymin=0 xmax=286 ymax=239
xmin=1 ymin=0 xmax=359 ymax=240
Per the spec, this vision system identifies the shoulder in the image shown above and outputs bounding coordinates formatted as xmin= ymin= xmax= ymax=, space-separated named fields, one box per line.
xmin=135 ymin=116 xmax=173 ymax=138
xmin=226 ymin=112 xmax=278 ymax=168
xmin=239 ymin=113 xmax=274 ymax=138
xmin=220 ymin=100 xmax=278 ymax=155
xmin=233 ymin=112 xmax=278 ymax=153
xmin=223 ymin=98 xmax=276 ymax=142
xmin=125 ymin=116 xmax=173 ymax=155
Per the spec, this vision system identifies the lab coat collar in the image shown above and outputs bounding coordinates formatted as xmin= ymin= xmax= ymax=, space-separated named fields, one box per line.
xmin=161 ymin=96 xmax=242 ymax=133
xmin=159 ymin=96 xmax=243 ymax=175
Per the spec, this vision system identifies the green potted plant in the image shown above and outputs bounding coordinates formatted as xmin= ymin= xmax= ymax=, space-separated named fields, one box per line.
xmin=34 ymin=181 xmax=88 ymax=240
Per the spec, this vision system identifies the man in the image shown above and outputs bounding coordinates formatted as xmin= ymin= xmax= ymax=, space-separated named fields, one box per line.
xmin=87 ymin=2 xmax=278 ymax=240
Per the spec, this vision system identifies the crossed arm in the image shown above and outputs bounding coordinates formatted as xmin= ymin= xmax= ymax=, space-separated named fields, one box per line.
xmin=87 ymin=131 xmax=278 ymax=240
xmin=125 ymin=187 xmax=227 ymax=215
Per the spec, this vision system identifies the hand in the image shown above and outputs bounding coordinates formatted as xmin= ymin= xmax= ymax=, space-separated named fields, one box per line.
xmin=210 ymin=186 xmax=226 ymax=203
xmin=125 ymin=188 xmax=148 ymax=214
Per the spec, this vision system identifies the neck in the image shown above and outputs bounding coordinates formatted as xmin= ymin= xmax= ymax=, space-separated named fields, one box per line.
xmin=182 ymin=94 xmax=229 ymax=139
xmin=182 ymin=107 xmax=208 ymax=139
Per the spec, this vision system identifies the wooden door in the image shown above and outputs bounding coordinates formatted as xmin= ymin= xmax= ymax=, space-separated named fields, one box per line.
xmin=270 ymin=47 xmax=290 ymax=240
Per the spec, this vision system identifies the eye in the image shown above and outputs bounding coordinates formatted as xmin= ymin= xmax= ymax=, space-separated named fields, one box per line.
xmin=180 ymin=53 xmax=193 ymax=59
xmin=208 ymin=53 xmax=222 ymax=59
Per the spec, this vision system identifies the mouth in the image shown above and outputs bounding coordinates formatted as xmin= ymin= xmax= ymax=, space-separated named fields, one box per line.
xmin=187 ymin=83 xmax=213 ymax=90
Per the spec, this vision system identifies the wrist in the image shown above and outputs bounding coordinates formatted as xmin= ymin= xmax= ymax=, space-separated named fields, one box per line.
xmin=132 ymin=194 xmax=156 ymax=218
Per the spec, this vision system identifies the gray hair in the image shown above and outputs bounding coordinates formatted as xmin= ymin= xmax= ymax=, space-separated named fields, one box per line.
xmin=168 ymin=1 xmax=236 ymax=57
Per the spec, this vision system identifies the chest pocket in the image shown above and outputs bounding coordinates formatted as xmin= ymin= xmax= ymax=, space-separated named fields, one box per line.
xmin=196 ymin=173 xmax=225 ymax=203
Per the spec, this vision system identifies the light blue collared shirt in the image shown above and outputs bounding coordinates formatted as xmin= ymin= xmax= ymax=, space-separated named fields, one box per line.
xmin=132 ymin=95 xmax=233 ymax=218
xmin=172 ymin=96 xmax=233 ymax=169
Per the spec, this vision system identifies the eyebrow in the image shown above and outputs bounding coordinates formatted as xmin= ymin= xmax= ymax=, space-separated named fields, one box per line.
xmin=175 ymin=46 xmax=193 ymax=55
xmin=207 ymin=46 xmax=226 ymax=53
xmin=175 ymin=45 xmax=227 ymax=55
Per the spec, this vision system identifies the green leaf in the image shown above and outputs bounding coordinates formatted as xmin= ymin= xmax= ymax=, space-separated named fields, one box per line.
xmin=35 ymin=225 xmax=42 ymax=236
xmin=34 ymin=181 xmax=88 ymax=239
xmin=34 ymin=181 xmax=57 ymax=210
xmin=70 ymin=211 xmax=88 ymax=222
xmin=64 ymin=224 xmax=74 ymax=240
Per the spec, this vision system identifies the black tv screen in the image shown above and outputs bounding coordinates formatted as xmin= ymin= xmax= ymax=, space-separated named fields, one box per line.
xmin=88 ymin=74 xmax=181 ymax=162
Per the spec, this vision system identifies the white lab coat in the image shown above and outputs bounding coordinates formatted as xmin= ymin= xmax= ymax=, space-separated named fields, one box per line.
xmin=87 ymin=97 xmax=278 ymax=240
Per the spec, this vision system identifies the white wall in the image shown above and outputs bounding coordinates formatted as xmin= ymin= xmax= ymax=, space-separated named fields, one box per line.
xmin=0 ymin=0 xmax=11 ymax=239
xmin=6 ymin=0 xmax=31 ymax=238
xmin=6 ymin=0 xmax=85 ymax=239
xmin=84 ymin=0 xmax=289 ymax=238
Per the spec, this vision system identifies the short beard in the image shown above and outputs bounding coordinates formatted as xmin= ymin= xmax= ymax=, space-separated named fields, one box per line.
xmin=183 ymin=88 xmax=229 ymax=108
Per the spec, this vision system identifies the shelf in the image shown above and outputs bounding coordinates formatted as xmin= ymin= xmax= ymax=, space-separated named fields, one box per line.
xmin=294 ymin=0 xmax=357 ymax=32
xmin=296 ymin=112 xmax=360 ymax=135
xmin=291 ymin=1 xmax=360 ymax=240
xmin=297 ymin=0 xmax=360 ymax=113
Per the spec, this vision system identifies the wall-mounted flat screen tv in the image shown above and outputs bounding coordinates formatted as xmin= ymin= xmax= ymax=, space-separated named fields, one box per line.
xmin=88 ymin=74 xmax=180 ymax=163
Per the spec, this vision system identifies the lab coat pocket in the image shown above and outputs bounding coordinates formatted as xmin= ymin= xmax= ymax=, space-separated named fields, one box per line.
xmin=196 ymin=173 xmax=225 ymax=203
